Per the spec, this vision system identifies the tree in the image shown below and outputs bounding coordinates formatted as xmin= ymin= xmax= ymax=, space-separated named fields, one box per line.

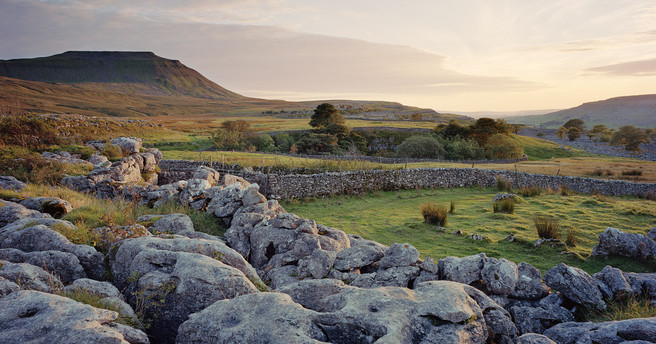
xmin=645 ymin=128 xmax=656 ymax=144
xmin=556 ymin=126 xmax=567 ymax=140
xmin=588 ymin=124 xmax=610 ymax=142
xmin=484 ymin=133 xmax=525 ymax=159
xmin=567 ymin=127 xmax=582 ymax=141
xmin=396 ymin=135 xmax=445 ymax=159
xmin=309 ymin=103 xmax=345 ymax=130
xmin=470 ymin=117 xmax=499 ymax=146
xmin=295 ymin=133 xmax=338 ymax=155
xmin=434 ymin=120 xmax=470 ymax=139
xmin=563 ymin=119 xmax=585 ymax=131
xmin=610 ymin=125 xmax=648 ymax=152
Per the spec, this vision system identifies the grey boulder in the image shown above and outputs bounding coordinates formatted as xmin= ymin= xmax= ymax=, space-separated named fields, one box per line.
xmin=379 ymin=242 xmax=420 ymax=269
xmin=543 ymin=263 xmax=606 ymax=310
xmin=137 ymin=213 xmax=195 ymax=235
xmin=0 ymin=175 xmax=27 ymax=191
xmin=592 ymin=227 xmax=656 ymax=261
xmin=543 ymin=318 xmax=656 ymax=344
xmin=0 ymin=248 xmax=86 ymax=284
xmin=481 ymin=257 xmax=518 ymax=295
xmin=441 ymin=253 xmax=487 ymax=285
xmin=19 ymin=197 xmax=73 ymax=218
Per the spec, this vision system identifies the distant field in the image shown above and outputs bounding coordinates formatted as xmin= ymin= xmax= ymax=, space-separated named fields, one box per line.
xmin=282 ymin=187 xmax=656 ymax=274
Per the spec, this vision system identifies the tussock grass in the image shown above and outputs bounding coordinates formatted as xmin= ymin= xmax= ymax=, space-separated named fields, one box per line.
xmin=493 ymin=198 xmax=515 ymax=214
xmin=517 ymin=186 xmax=542 ymax=197
xmin=583 ymin=294 xmax=656 ymax=322
xmin=495 ymin=176 xmax=512 ymax=192
xmin=420 ymin=203 xmax=448 ymax=226
xmin=533 ymin=215 xmax=561 ymax=240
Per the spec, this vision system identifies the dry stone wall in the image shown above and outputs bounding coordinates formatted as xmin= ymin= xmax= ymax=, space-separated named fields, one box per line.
xmin=159 ymin=160 xmax=656 ymax=199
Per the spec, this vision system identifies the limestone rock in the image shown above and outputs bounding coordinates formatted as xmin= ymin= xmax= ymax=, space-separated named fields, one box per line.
xmin=481 ymin=257 xmax=518 ymax=295
xmin=137 ymin=213 xmax=195 ymax=235
xmin=297 ymin=249 xmax=336 ymax=279
xmin=178 ymin=178 xmax=211 ymax=206
xmin=333 ymin=244 xmax=385 ymax=271
xmin=592 ymin=227 xmax=656 ymax=260
xmin=111 ymin=137 xmax=142 ymax=154
xmin=510 ymin=262 xmax=550 ymax=300
xmin=510 ymin=303 xmax=575 ymax=335
xmin=543 ymin=318 xmax=656 ymax=344
xmin=379 ymin=242 xmax=420 ymax=269
xmin=441 ymin=253 xmax=487 ymax=285
xmin=543 ymin=263 xmax=606 ymax=310
xmin=0 ymin=200 xmax=50 ymax=228
xmin=0 ymin=275 xmax=20 ymax=298
xmin=518 ymin=333 xmax=557 ymax=344
xmin=220 ymin=174 xmax=251 ymax=188
xmin=19 ymin=197 xmax=73 ymax=218
xmin=0 ymin=260 xmax=63 ymax=292
xmin=0 ymin=176 xmax=26 ymax=191
xmin=0 ymin=248 xmax=86 ymax=284
xmin=176 ymin=292 xmax=325 ymax=344
xmin=593 ymin=265 xmax=633 ymax=299
xmin=192 ymin=166 xmax=220 ymax=185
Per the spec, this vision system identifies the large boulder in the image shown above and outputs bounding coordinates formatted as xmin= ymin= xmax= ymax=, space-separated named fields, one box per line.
xmin=518 ymin=333 xmax=557 ymax=344
xmin=137 ymin=213 xmax=195 ymax=235
xmin=0 ymin=221 xmax=105 ymax=280
xmin=0 ymin=200 xmax=50 ymax=228
xmin=110 ymin=236 xmax=261 ymax=343
xmin=192 ymin=166 xmax=220 ymax=186
xmin=333 ymin=243 xmax=385 ymax=271
xmin=0 ymin=275 xmax=20 ymax=298
xmin=0 ymin=290 xmax=148 ymax=344
xmin=510 ymin=262 xmax=550 ymax=300
xmin=481 ymin=257 xmax=518 ymax=295
xmin=176 ymin=292 xmax=325 ymax=344
xmin=379 ymin=242 xmax=420 ymax=269
xmin=543 ymin=318 xmax=656 ymax=344
xmin=592 ymin=227 xmax=656 ymax=260
xmin=0 ymin=260 xmax=63 ymax=292
xmin=593 ymin=265 xmax=633 ymax=299
xmin=543 ymin=263 xmax=606 ymax=310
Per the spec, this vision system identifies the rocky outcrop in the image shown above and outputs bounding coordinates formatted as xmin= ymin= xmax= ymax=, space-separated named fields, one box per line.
xmin=592 ymin=227 xmax=656 ymax=260
xmin=543 ymin=317 xmax=656 ymax=344
xmin=0 ymin=176 xmax=27 ymax=191
xmin=543 ymin=263 xmax=606 ymax=310
xmin=0 ymin=290 xmax=148 ymax=344
xmin=19 ymin=197 xmax=73 ymax=218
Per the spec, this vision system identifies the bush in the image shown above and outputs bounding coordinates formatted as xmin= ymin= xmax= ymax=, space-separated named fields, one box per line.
xmin=485 ymin=134 xmax=525 ymax=159
xmin=295 ymin=133 xmax=339 ymax=155
xmin=493 ymin=198 xmax=515 ymax=214
xmin=518 ymin=186 xmax=541 ymax=197
xmin=248 ymin=134 xmax=277 ymax=152
xmin=420 ymin=203 xmax=448 ymax=226
xmin=496 ymin=175 xmax=512 ymax=192
xmin=396 ymin=135 xmax=445 ymax=159
xmin=533 ymin=215 xmax=561 ymax=239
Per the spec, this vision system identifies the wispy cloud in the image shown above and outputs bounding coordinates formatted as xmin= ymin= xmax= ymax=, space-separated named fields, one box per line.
xmin=584 ymin=58 xmax=656 ymax=76
xmin=510 ymin=30 xmax=656 ymax=54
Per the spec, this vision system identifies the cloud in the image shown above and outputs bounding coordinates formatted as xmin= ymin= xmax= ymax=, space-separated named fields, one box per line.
xmin=584 ymin=58 xmax=656 ymax=76
xmin=0 ymin=0 xmax=540 ymax=100
xmin=510 ymin=29 xmax=656 ymax=54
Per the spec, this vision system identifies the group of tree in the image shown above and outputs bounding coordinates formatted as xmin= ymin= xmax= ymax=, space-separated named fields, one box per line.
xmin=395 ymin=118 xmax=525 ymax=160
xmin=553 ymin=118 xmax=654 ymax=152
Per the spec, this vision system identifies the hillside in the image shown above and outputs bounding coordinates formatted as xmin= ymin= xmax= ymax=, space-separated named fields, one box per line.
xmin=506 ymin=94 xmax=656 ymax=129
xmin=0 ymin=51 xmax=460 ymax=122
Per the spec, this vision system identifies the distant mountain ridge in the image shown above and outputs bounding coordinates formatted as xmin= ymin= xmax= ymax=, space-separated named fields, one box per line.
xmin=0 ymin=51 xmax=244 ymax=100
xmin=506 ymin=94 xmax=656 ymax=129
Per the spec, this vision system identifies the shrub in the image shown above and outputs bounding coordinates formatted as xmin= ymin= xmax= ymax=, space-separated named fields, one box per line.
xmin=101 ymin=143 xmax=123 ymax=161
xmin=420 ymin=203 xmax=448 ymax=226
xmin=396 ymin=135 xmax=445 ymax=159
xmin=485 ymin=133 xmax=525 ymax=159
xmin=533 ymin=215 xmax=561 ymax=240
xmin=565 ymin=229 xmax=578 ymax=247
xmin=496 ymin=175 xmax=512 ymax=192
xmin=621 ymin=169 xmax=643 ymax=176
xmin=518 ymin=186 xmax=541 ymax=197
xmin=492 ymin=198 xmax=515 ymax=214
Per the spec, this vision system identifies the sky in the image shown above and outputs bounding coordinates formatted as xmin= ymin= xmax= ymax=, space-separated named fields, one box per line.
xmin=1 ymin=0 xmax=655 ymax=113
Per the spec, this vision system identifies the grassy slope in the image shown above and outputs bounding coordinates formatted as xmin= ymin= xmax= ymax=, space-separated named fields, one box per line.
xmin=282 ymin=187 xmax=656 ymax=274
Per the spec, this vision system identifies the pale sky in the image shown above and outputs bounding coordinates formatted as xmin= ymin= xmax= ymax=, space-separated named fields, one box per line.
xmin=1 ymin=0 xmax=655 ymax=112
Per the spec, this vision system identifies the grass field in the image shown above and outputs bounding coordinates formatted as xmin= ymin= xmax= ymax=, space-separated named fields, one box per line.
xmin=282 ymin=187 xmax=656 ymax=274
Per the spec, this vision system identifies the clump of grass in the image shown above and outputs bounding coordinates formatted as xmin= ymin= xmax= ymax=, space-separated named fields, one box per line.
xmin=559 ymin=184 xmax=573 ymax=196
xmin=449 ymin=201 xmax=456 ymax=214
xmin=51 ymin=221 xmax=101 ymax=247
xmin=533 ymin=215 xmax=561 ymax=240
xmin=565 ymin=228 xmax=578 ymax=247
xmin=621 ymin=169 xmax=643 ymax=176
xmin=420 ymin=202 xmax=448 ymax=226
xmin=495 ymin=175 xmax=512 ymax=192
xmin=492 ymin=198 xmax=515 ymax=214
xmin=101 ymin=143 xmax=124 ymax=161
xmin=583 ymin=294 xmax=656 ymax=322
xmin=518 ymin=186 xmax=542 ymax=197
xmin=587 ymin=169 xmax=613 ymax=177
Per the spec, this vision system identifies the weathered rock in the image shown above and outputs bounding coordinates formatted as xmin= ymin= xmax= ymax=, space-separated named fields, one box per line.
xmin=0 ymin=275 xmax=20 ymax=298
xmin=220 ymin=174 xmax=251 ymax=188
xmin=623 ymin=271 xmax=656 ymax=299
xmin=510 ymin=262 xmax=550 ymax=300
xmin=111 ymin=137 xmax=142 ymax=154
xmin=518 ymin=333 xmax=557 ymax=344
xmin=0 ymin=290 xmax=147 ymax=344
xmin=239 ymin=183 xmax=266 ymax=207
xmin=333 ymin=244 xmax=385 ymax=271
xmin=0 ymin=176 xmax=26 ymax=191
xmin=192 ymin=166 xmax=220 ymax=185
xmin=415 ymin=270 xmax=440 ymax=285
xmin=373 ymin=266 xmax=421 ymax=288
xmin=137 ymin=213 xmax=195 ymax=235
xmin=266 ymin=265 xmax=300 ymax=289
xmin=594 ymin=265 xmax=633 ymax=299
xmin=379 ymin=242 xmax=420 ymax=269
xmin=493 ymin=193 xmax=517 ymax=202
xmin=64 ymin=278 xmax=122 ymax=298
xmin=42 ymin=151 xmax=93 ymax=167
xmin=19 ymin=197 xmax=73 ymax=218
xmin=592 ymin=227 xmax=656 ymax=260
xmin=0 ymin=260 xmax=63 ymax=292
xmin=297 ymin=249 xmax=336 ymax=279
xmin=61 ymin=175 xmax=96 ymax=193
xmin=87 ymin=153 xmax=109 ymax=167
xmin=543 ymin=263 xmax=606 ymax=310
xmin=109 ymin=156 xmax=143 ymax=184
xmin=0 ymin=200 xmax=50 ymax=228
xmin=249 ymin=224 xmax=297 ymax=268
xmin=140 ymin=152 xmax=157 ymax=173
xmin=93 ymin=224 xmax=151 ymax=250
xmin=481 ymin=257 xmax=518 ymax=295
xmin=277 ymin=279 xmax=349 ymax=309
xmin=178 ymin=179 xmax=211 ymax=206
xmin=423 ymin=256 xmax=440 ymax=274
xmin=543 ymin=318 xmax=656 ymax=344
xmin=467 ymin=233 xmax=490 ymax=241
xmin=206 ymin=183 xmax=245 ymax=219
xmin=176 ymin=292 xmax=325 ymax=344
xmin=0 ymin=248 xmax=86 ymax=284
xmin=441 ymin=253 xmax=487 ymax=285
xmin=0 ymin=223 xmax=105 ymax=280
xmin=510 ymin=303 xmax=575 ymax=335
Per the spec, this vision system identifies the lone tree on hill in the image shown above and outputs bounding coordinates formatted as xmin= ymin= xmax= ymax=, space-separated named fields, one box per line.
xmin=309 ymin=103 xmax=345 ymax=130
xmin=567 ymin=127 xmax=582 ymax=141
